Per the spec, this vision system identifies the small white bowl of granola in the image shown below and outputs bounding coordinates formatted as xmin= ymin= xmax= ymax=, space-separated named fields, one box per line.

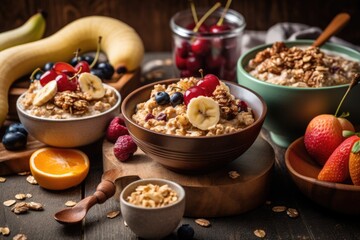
xmin=16 ymin=72 xmax=121 ymax=147
xmin=238 ymin=40 xmax=360 ymax=147
xmin=120 ymin=178 xmax=185 ymax=239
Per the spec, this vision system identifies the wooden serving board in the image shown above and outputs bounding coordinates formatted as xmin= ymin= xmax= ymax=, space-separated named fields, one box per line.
xmin=103 ymin=136 xmax=275 ymax=217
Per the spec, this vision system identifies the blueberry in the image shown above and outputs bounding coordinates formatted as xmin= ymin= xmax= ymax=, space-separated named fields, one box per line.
xmin=177 ymin=224 xmax=194 ymax=240
xmin=5 ymin=123 xmax=28 ymax=137
xmin=35 ymin=71 xmax=43 ymax=80
xmin=84 ymin=55 xmax=95 ymax=65
xmin=70 ymin=56 xmax=86 ymax=66
xmin=2 ymin=132 xmax=27 ymax=151
xmin=155 ymin=92 xmax=170 ymax=105
xmin=97 ymin=62 xmax=115 ymax=79
xmin=90 ymin=68 xmax=106 ymax=79
xmin=43 ymin=62 xmax=54 ymax=71
xmin=170 ymin=92 xmax=184 ymax=107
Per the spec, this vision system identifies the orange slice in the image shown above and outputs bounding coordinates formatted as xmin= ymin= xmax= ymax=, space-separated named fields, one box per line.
xmin=30 ymin=147 xmax=90 ymax=190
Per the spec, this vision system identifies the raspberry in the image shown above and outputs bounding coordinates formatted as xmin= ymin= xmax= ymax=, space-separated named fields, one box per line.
xmin=106 ymin=116 xmax=129 ymax=143
xmin=113 ymin=135 xmax=137 ymax=162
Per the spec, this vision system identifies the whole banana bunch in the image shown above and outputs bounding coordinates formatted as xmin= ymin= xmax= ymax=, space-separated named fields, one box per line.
xmin=0 ymin=12 xmax=46 ymax=51
xmin=0 ymin=16 xmax=144 ymax=127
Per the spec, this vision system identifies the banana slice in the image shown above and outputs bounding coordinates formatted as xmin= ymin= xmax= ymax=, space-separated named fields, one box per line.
xmin=186 ymin=96 xmax=220 ymax=130
xmin=33 ymin=80 xmax=57 ymax=106
xmin=78 ymin=72 xmax=105 ymax=99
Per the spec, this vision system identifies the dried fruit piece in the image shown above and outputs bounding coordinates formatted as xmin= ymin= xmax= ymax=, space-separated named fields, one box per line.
xmin=65 ymin=200 xmax=77 ymax=207
xmin=195 ymin=218 xmax=211 ymax=227
xmin=107 ymin=210 xmax=120 ymax=219
xmin=272 ymin=206 xmax=287 ymax=213
xmin=3 ymin=199 xmax=16 ymax=207
xmin=254 ymin=229 xmax=266 ymax=238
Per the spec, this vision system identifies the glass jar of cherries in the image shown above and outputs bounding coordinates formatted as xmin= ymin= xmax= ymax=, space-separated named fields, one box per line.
xmin=170 ymin=4 xmax=246 ymax=82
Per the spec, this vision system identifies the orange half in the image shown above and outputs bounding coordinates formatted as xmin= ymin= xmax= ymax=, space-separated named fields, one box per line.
xmin=30 ymin=147 xmax=90 ymax=190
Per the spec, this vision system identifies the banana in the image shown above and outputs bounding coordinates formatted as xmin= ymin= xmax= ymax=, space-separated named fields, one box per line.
xmin=0 ymin=16 xmax=144 ymax=126
xmin=33 ymin=80 xmax=57 ymax=106
xmin=0 ymin=12 xmax=46 ymax=51
xmin=78 ymin=73 xmax=105 ymax=99
xmin=186 ymin=96 xmax=220 ymax=130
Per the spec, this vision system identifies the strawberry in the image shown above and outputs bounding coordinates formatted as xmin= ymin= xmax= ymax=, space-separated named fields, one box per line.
xmin=304 ymin=114 xmax=346 ymax=166
xmin=318 ymin=135 xmax=360 ymax=183
xmin=349 ymin=140 xmax=360 ymax=185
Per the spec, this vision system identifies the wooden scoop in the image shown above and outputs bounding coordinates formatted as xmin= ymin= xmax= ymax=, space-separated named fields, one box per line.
xmin=312 ymin=13 xmax=350 ymax=47
xmin=54 ymin=168 xmax=121 ymax=225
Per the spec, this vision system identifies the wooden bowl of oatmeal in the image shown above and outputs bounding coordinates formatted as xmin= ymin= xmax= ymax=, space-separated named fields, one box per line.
xmin=16 ymin=84 xmax=121 ymax=147
xmin=121 ymin=78 xmax=267 ymax=173
xmin=237 ymin=40 xmax=360 ymax=147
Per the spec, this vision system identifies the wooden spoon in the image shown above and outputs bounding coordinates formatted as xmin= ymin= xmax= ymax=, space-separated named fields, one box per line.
xmin=312 ymin=13 xmax=350 ymax=47
xmin=54 ymin=168 xmax=121 ymax=225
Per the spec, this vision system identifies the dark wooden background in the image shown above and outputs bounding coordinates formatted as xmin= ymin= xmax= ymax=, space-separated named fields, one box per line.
xmin=0 ymin=0 xmax=359 ymax=52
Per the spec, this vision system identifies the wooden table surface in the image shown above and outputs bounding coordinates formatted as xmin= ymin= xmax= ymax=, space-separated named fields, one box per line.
xmin=1 ymin=53 xmax=360 ymax=240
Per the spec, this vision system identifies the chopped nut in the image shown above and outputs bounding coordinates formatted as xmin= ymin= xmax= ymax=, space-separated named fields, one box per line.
xmin=13 ymin=233 xmax=27 ymax=240
xmin=0 ymin=177 xmax=6 ymax=183
xmin=26 ymin=193 xmax=32 ymax=198
xmin=195 ymin=218 xmax=211 ymax=227
xmin=254 ymin=229 xmax=266 ymax=238
xmin=107 ymin=210 xmax=120 ymax=219
xmin=65 ymin=200 xmax=77 ymax=207
xmin=286 ymin=208 xmax=299 ymax=218
xmin=26 ymin=175 xmax=37 ymax=185
xmin=228 ymin=170 xmax=240 ymax=179
xmin=3 ymin=200 xmax=16 ymax=207
xmin=11 ymin=202 xmax=29 ymax=214
xmin=15 ymin=194 xmax=27 ymax=200
xmin=18 ymin=171 xmax=31 ymax=176
xmin=272 ymin=206 xmax=287 ymax=213
xmin=27 ymin=202 xmax=43 ymax=211
xmin=0 ymin=227 xmax=10 ymax=236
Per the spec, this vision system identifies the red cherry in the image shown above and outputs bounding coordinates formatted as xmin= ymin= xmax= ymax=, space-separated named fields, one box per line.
xmin=75 ymin=61 xmax=90 ymax=73
xmin=183 ymin=86 xmax=209 ymax=105
xmin=197 ymin=74 xmax=220 ymax=95
xmin=205 ymin=55 xmax=224 ymax=72
xmin=175 ymin=54 xmax=187 ymax=70
xmin=191 ymin=38 xmax=210 ymax=56
xmin=209 ymin=24 xmax=231 ymax=33
xmin=52 ymin=62 xmax=76 ymax=75
xmin=180 ymin=70 xmax=192 ymax=78
xmin=56 ymin=73 xmax=78 ymax=92
xmin=186 ymin=54 xmax=202 ymax=73
xmin=176 ymin=41 xmax=191 ymax=58
xmin=39 ymin=69 xmax=58 ymax=86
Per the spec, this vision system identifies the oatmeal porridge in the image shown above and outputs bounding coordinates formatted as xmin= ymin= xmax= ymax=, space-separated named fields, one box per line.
xmin=246 ymin=42 xmax=360 ymax=87
xmin=19 ymin=78 xmax=118 ymax=119
xmin=132 ymin=77 xmax=255 ymax=136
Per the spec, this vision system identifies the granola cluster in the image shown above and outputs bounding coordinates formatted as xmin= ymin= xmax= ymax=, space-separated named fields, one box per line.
xmin=247 ymin=42 xmax=360 ymax=87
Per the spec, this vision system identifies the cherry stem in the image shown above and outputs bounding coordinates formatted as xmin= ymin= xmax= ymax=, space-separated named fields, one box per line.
xmin=193 ymin=2 xmax=221 ymax=32
xmin=74 ymin=48 xmax=81 ymax=63
xmin=199 ymin=69 xmax=204 ymax=78
xmin=189 ymin=0 xmax=198 ymax=23
xmin=70 ymin=67 xmax=83 ymax=80
xmin=30 ymin=68 xmax=43 ymax=81
xmin=217 ymin=0 xmax=232 ymax=26
xmin=90 ymin=36 xmax=102 ymax=69
xmin=334 ymin=73 xmax=360 ymax=117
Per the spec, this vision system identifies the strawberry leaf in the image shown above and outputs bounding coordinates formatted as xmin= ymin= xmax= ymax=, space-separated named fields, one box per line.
xmin=343 ymin=130 xmax=356 ymax=138
xmin=351 ymin=140 xmax=360 ymax=153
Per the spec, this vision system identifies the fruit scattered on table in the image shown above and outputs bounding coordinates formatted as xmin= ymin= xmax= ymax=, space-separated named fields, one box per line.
xmin=106 ymin=116 xmax=129 ymax=143
xmin=29 ymin=147 xmax=90 ymax=190
xmin=2 ymin=123 xmax=28 ymax=151
xmin=113 ymin=135 xmax=137 ymax=162
xmin=177 ymin=224 xmax=195 ymax=240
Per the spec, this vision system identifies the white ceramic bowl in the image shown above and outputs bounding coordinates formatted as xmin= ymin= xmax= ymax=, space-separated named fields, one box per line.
xmin=120 ymin=178 xmax=186 ymax=239
xmin=16 ymin=84 xmax=121 ymax=147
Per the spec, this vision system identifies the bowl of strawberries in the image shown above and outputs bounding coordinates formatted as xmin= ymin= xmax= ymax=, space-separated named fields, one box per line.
xmin=285 ymin=78 xmax=360 ymax=214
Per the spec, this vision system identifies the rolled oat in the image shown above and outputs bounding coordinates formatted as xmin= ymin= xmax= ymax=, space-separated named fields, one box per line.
xmin=26 ymin=175 xmax=37 ymax=185
xmin=195 ymin=218 xmax=211 ymax=227
xmin=0 ymin=177 xmax=6 ymax=183
xmin=254 ymin=229 xmax=266 ymax=238
xmin=3 ymin=200 xmax=16 ymax=207
xmin=0 ymin=227 xmax=10 ymax=236
xmin=107 ymin=210 xmax=120 ymax=219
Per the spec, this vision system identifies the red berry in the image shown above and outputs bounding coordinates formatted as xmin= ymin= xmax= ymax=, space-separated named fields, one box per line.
xmin=186 ymin=22 xmax=208 ymax=33
xmin=40 ymin=69 xmax=58 ymax=86
xmin=186 ymin=54 xmax=202 ymax=73
xmin=197 ymin=74 xmax=220 ymax=95
xmin=56 ymin=73 xmax=78 ymax=92
xmin=156 ymin=113 xmax=167 ymax=121
xmin=113 ymin=135 xmax=137 ymax=162
xmin=53 ymin=62 xmax=76 ymax=75
xmin=176 ymin=41 xmax=191 ymax=58
xmin=106 ymin=116 xmax=129 ymax=143
xmin=183 ymin=86 xmax=209 ymax=105
xmin=75 ymin=61 xmax=91 ymax=73
xmin=191 ymin=38 xmax=210 ymax=56
xmin=209 ymin=24 xmax=231 ymax=33
xmin=145 ymin=113 xmax=155 ymax=121
xmin=175 ymin=54 xmax=187 ymax=70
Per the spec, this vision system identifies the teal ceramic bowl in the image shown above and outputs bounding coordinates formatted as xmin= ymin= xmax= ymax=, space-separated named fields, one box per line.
xmin=237 ymin=40 xmax=360 ymax=147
